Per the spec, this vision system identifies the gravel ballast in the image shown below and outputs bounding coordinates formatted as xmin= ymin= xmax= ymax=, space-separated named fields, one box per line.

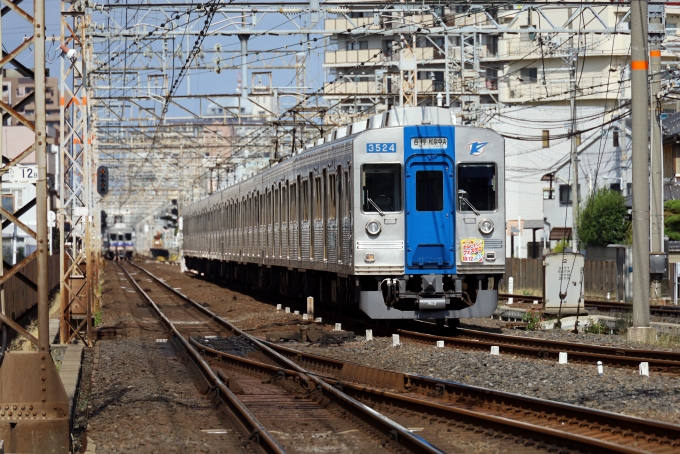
xmin=291 ymin=337 xmax=680 ymax=425
xmin=136 ymin=263 xmax=680 ymax=427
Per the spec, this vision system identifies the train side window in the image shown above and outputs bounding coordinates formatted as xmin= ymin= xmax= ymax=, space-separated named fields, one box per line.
xmin=457 ymin=163 xmax=497 ymax=212
xmin=314 ymin=177 xmax=322 ymax=221
xmin=290 ymin=183 xmax=297 ymax=223
xmin=343 ymin=170 xmax=350 ymax=219
xmin=267 ymin=190 xmax=272 ymax=226
xmin=125 ymin=233 xmax=132 ymax=241
xmin=281 ymin=185 xmax=287 ymax=225
xmin=261 ymin=194 xmax=265 ymax=226
xmin=361 ymin=164 xmax=401 ymax=213
xmin=329 ymin=173 xmax=337 ymax=220
xmin=415 ymin=171 xmax=444 ymax=211
xmin=301 ymin=180 xmax=309 ymax=222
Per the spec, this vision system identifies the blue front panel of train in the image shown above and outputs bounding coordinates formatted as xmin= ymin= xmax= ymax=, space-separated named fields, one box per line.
xmin=404 ymin=126 xmax=456 ymax=274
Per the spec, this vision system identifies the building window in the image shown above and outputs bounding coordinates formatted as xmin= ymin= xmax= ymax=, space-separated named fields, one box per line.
xmin=543 ymin=188 xmax=555 ymax=200
xmin=520 ymin=68 xmax=537 ymax=82
xmin=542 ymin=130 xmax=550 ymax=148
xmin=16 ymin=86 xmax=25 ymax=96
xmin=613 ymin=130 xmax=619 ymax=147
xmin=347 ymin=41 xmax=368 ymax=50
xmin=1 ymin=193 xmax=13 ymax=213
xmin=559 ymin=184 xmax=579 ymax=204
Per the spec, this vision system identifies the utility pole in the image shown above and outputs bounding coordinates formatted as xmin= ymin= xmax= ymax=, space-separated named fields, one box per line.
xmin=630 ymin=0 xmax=652 ymax=335
xmin=570 ymin=50 xmax=579 ymax=253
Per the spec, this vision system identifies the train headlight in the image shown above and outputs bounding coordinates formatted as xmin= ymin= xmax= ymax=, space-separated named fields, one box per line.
xmin=478 ymin=219 xmax=494 ymax=235
xmin=365 ymin=220 xmax=381 ymax=236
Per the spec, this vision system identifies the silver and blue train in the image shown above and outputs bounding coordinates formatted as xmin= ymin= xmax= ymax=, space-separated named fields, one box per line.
xmin=104 ymin=223 xmax=134 ymax=260
xmin=183 ymin=107 xmax=505 ymax=322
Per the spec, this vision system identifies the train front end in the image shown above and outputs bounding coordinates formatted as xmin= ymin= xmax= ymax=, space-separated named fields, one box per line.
xmin=354 ymin=108 xmax=505 ymax=320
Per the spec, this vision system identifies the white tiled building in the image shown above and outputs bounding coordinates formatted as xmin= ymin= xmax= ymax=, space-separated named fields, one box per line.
xmin=322 ymin=3 xmax=679 ymax=257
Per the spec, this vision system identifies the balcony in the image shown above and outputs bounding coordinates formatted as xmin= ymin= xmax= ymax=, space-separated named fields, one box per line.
xmin=500 ymin=75 xmax=629 ymax=103
xmin=325 ymin=47 xmax=439 ymax=66
xmin=324 ymin=17 xmax=381 ymax=32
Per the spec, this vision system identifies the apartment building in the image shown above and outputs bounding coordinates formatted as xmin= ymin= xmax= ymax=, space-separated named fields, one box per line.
xmin=322 ymin=4 xmax=679 ymax=257
xmin=1 ymin=69 xmax=60 ymax=133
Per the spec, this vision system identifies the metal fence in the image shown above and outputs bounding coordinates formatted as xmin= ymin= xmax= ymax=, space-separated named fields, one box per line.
xmin=5 ymin=253 xmax=60 ymax=321
xmin=500 ymin=257 xmax=618 ymax=299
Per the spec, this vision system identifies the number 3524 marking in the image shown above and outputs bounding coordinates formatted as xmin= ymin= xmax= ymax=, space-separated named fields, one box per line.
xmin=367 ymin=143 xmax=397 ymax=153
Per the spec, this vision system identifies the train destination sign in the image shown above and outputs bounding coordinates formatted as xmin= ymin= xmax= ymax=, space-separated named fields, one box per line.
xmin=411 ymin=137 xmax=448 ymax=149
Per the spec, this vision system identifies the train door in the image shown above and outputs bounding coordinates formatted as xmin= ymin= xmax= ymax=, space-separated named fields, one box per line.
xmin=405 ymin=156 xmax=455 ymax=270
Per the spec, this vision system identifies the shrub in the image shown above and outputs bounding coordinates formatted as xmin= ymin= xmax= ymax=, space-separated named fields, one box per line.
xmin=522 ymin=309 xmax=543 ymax=331
xmin=583 ymin=318 xmax=608 ymax=334
xmin=578 ymin=188 xmax=629 ymax=247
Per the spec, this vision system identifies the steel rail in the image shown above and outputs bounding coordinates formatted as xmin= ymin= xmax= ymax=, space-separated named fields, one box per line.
xmin=128 ymin=262 xmax=446 ymax=454
xmin=499 ymin=292 xmax=680 ymax=316
xmin=139 ymin=262 xmax=680 ymax=452
xmin=453 ymin=326 xmax=680 ymax=362
xmin=397 ymin=329 xmax=680 ymax=372
xmin=117 ymin=263 xmax=286 ymax=454
xmin=261 ymin=340 xmax=680 ymax=448
xmin=308 ymin=309 xmax=680 ymax=372
xmin=196 ymin=338 xmax=654 ymax=454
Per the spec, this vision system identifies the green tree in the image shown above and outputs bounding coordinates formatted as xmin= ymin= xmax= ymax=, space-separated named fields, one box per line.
xmin=664 ymin=200 xmax=680 ymax=241
xmin=577 ymin=188 xmax=629 ymax=247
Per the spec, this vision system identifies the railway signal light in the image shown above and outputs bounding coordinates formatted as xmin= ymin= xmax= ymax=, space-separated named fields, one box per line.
xmin=97 ymin=166 xmax=109 ymax=196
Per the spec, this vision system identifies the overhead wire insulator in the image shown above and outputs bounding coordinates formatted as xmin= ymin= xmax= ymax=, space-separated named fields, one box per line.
xmin=279 ymin=7 xmax=303 ymax=14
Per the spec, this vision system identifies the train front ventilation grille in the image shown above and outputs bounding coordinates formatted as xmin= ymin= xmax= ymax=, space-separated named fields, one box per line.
xmin=484 ymin=239 xmax=503 ymax=249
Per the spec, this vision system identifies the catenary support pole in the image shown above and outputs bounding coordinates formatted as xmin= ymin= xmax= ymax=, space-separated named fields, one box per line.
xmin=631 ymin=0 xmax=651 ymax=329
xmin=570 ymin=52 xmax=579 ymax=252
xmin=650 ymin=46 xmax=663 ymax=253
xmin=35 ymin=0 xmax=49 ymax=353
xmin=650 ymin=44 xmax=663 ymax=303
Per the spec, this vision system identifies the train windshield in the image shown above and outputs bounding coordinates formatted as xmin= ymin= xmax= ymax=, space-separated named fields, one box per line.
xmin=362 ymin=164 xmax=401 ymax=213
xmin=125 ymin=233 xmax=132 ymax=241
xmin=109 ymin=234 xmax=116 ymax=241
xmin=457 ymin=164 xmax=497 ymax=212
xmin=415 ymin=171 xmax=443 ymax=211
xmin=118 ymin=235 xmax=124 ymax=241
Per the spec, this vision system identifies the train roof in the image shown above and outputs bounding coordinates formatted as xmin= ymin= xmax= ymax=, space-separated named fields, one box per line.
xmin=185 ymin=107 xmax=486 ymax=215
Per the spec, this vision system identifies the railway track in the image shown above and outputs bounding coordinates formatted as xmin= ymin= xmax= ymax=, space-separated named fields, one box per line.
xmin=133 ymin=261 xmax=680 ymax=453
xmin=396 ymin=327 xmax=680 ymax=373
xmin=499 ymin=293 xmax=680 ymax=316
xmin=120 ymin=262 xmax=446 ymax=454
xmin=301 ymin=309 xmax=680 ymax=374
